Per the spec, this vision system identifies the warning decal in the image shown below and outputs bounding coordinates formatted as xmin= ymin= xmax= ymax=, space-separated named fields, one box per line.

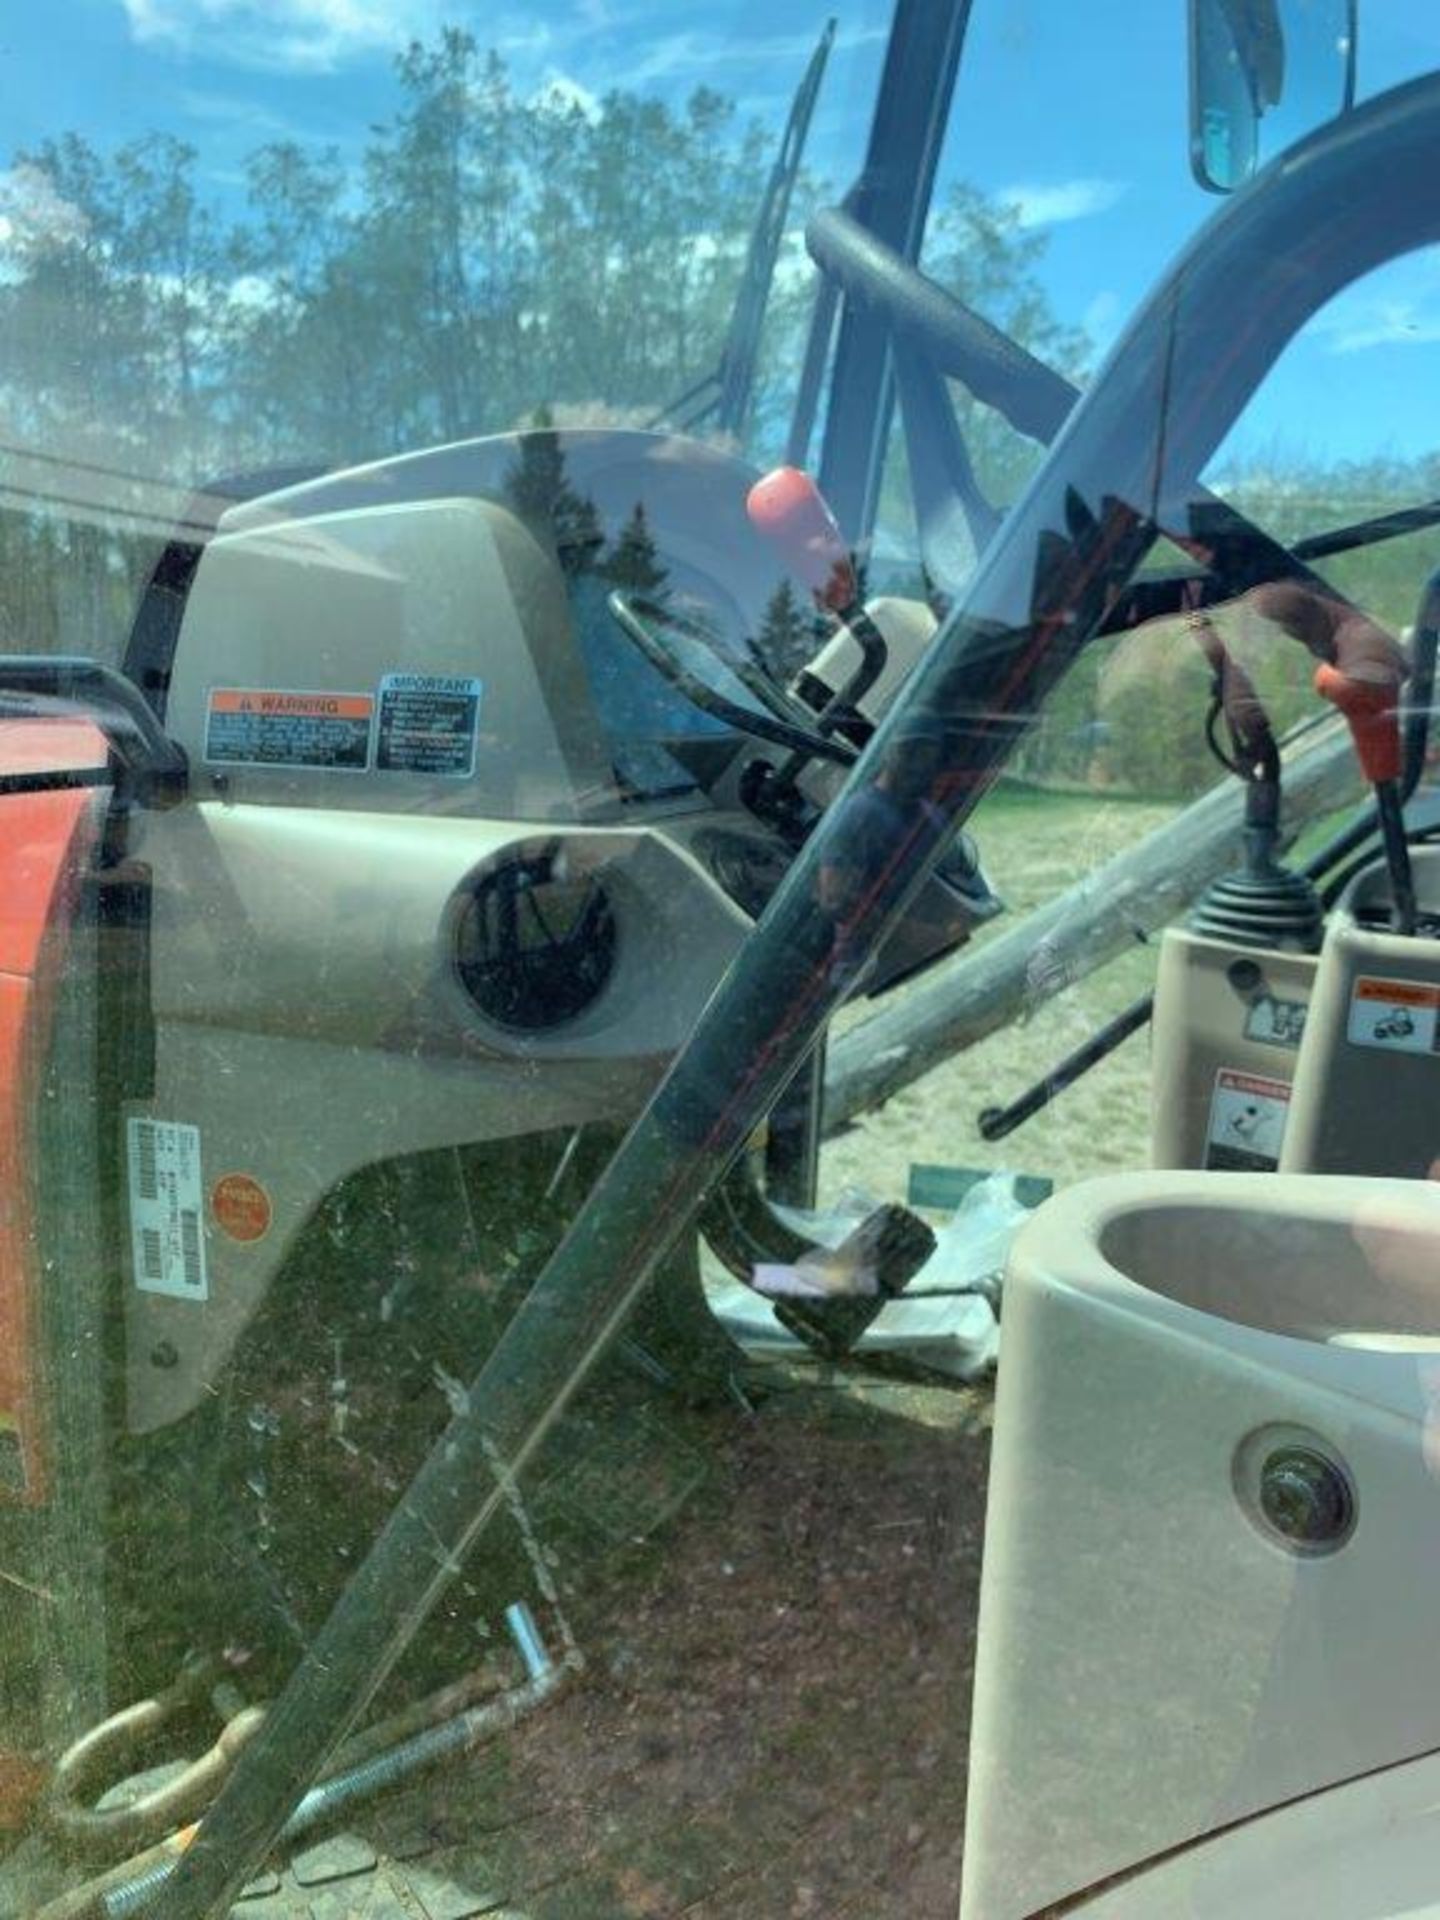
xmin=1347 ymin=976 xmax=1440 ymax=1055
xmin=205 ymin=688 xmax=373 ymax=769
xmin=1204 ymin=1068 xmax=1291 ymax=1172
xmin=127 ymin=1118 xmax=208 ymax=1300
xmin=1243 ymin=994 xmax=1308 ymax=1051
xmin=376 ymin=673 xmax=482 ymax=776
xmin=211 ymin=1172 xmax=272 ymax=1244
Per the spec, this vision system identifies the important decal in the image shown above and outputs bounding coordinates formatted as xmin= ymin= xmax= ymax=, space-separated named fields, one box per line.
xmin=376 ymin=673 xmax=483 ymax=776
xmin=127 ymin=1118 xmax=208 ymax=1300
xmin=1347 ymin=976 xmax=1440 ymax=1055
xmin=1204 ymin=1068 xmax=1291 ymax=1173
xmin=205 ymin=688 xmax=374 ymax=770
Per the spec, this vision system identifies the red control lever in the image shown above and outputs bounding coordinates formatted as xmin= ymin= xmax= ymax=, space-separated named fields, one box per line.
xmin=746 ymin=466 xmax=857 ymax=614
xmin=1313 ymin=661 xmax=1404 ymax=785
xmin=1248 ymin=580 xmax=1415 ymax=931
xmin=1247 ymin=581 xmax=1409 ymax=785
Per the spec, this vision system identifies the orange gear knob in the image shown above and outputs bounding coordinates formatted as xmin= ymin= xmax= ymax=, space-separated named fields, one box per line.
xmin=1314 ymin=660 xmax=1404 ymax=785
xmin=746 ymin=465 xmax=857 ymax=613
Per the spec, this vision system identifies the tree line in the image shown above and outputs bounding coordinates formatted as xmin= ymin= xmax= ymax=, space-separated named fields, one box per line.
xmin=0 ymin=27 xmax=1080 ymax=654
xmin=0 ymin=33 xmax=779 ymax=477
xmin=1 ymin=24 xmax=1434 ymax=802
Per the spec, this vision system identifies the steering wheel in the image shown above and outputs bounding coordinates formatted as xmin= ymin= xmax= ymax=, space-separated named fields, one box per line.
xmin=805 ymin=207 xmax=1082 ymax=588
xmin=807 ymin=206 xmax=1078 ymax=444
xmin=805 ymin=204 xmax=1332 ymax=614
xmin=606 ymin=590 xmax=855 ymax=766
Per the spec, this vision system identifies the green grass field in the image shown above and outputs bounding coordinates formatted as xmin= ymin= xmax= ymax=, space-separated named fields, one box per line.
xmin=821 ymin=784 xmax=1183 ymax=1205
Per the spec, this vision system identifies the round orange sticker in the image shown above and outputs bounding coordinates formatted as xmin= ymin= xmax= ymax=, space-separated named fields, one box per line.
xmin=211 ymin=1173 xmax=272 ymax=1244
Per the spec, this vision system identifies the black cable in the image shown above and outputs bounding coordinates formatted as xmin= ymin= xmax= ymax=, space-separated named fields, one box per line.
xmin=1204 ymin=693 xmax=1242 ymax=776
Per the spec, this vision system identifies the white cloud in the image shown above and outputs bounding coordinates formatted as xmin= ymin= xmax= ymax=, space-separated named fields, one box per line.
xmin=627 ymin=22 xmax=885 ymax=87
xmin=119 ymin=0 xmax=448 ymax=72
xmin=118 ymin=0 xmax=871 ymax=87
xmin=996 ymin=177 xmax=1127 ymax=230
xmin=123 ymin=0 xmax=828 ymax=77
xmin=0 ymin=165 xmax=88 ymax=253
xmin=176 ymin=84 xmax=310 ymax=139
xmin=1304 ymin=248 xmax=1440 ymax=355
xmin=496 ymin=21 xmax=558 ymax=59
xmin=229 ymin=271 xmax=277 ymax=309
xmin=1080 ymin=289 xmax=1122 ymax=356
xmin=531 ymin=70 xmax=602 ymax=121
xmin=1317 ymin=299 xmax=1440 ymax=354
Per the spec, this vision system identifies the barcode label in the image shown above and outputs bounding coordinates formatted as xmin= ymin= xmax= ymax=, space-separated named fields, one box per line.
xmin=134 ymin=1122 xmax=159 ymax=1201
xmin=127 ymin=1118 xmax=207 ymax=1300
xmin=180 ymin=1212 xmax=202 ymax=1290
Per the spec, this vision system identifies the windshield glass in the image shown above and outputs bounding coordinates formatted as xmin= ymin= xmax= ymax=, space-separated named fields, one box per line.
xmin=7 ymin=6 xmax=1440 ymax=1920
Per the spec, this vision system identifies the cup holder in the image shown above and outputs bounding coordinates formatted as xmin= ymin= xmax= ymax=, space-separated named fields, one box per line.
xmin=1093 ymin=1183 xmax=1440 ymax=1347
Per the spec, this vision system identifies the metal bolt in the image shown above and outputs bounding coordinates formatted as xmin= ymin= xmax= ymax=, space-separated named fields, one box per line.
xmin=1258 ymin=1446 xmax=1354 ymax=1550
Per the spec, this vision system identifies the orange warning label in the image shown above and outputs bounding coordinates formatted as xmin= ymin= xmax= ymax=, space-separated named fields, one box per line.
xmin=1204 ymin=1066 xmax=1290 ymax=1171
xmin=209 ymin=690 xmax=373 ymax=719
xmin=211 ymin=1172 xmax=272 ymax=1243
xmin=1353 ymin=977 xmax=1440 ymax=1007
xmin=205 ymin=687 xmax=373 ymax=769
xmin=1348 ymin=975 xmax=1440 ymax=1054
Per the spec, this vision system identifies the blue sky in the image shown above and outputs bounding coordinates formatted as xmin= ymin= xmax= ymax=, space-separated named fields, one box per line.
xmin=3 ymin=0 xmax=1440 ymax=473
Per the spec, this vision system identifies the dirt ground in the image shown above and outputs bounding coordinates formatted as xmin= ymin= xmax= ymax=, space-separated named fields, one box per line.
xmin=499 ymin=1378 xmax=992 ymax=1920
xmin=350 ymin=787 xmax=1175 ymax=1919
xmin=823 ymin=785 xmax=1175 ymax=1205
xmin=488 ymin=786 xmax=1177 ymax=1918
xmin=4 ymin=1371 xmax=991 ymax=1920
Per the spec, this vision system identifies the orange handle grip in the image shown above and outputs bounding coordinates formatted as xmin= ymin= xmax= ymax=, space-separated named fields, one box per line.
xmin=1313 ymin=661 xmax=1403 ymax=784
xmin=746 ymin=466 xmax=857 ymax=612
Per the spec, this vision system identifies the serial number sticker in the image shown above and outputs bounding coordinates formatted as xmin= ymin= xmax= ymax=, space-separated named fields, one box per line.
xmin=127 ymin=1119 xmax=208 ymax=1300
xmin=1204 ymin=1068 xmax=1291 ymax=1173
xmin=376 ymin=673 xmax=483 ymax=777
xmin=1243 ymin=994 xmax=1308 ymax=1050
xmin=1347 ymin=976 xmax=1440 ymax=1055
xmin=205 ymin=688 xmax=374 ymax=770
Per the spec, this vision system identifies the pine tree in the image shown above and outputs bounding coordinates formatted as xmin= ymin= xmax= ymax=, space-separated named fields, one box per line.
xmin=562 ymin=493 xmax=605 ymax=578
xmin=503 ymin=411 xmax=605 ymax=575
xmin=602 ymin=503 xmax=667 ymax=597
xmin=754 ymin=577 xmax=811 ymax=680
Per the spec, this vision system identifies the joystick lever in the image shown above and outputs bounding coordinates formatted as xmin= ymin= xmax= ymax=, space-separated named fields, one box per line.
xmin=1250 ymin=582 xmax=1415 ymax=936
